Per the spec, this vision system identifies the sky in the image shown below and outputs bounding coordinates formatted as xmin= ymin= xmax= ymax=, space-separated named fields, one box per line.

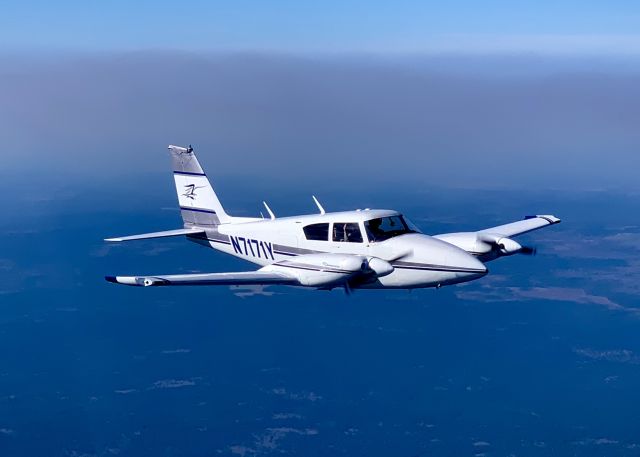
xmin=2 ymin=0 xmax=640 ymax=54
xmin=1 ymin=1 xmax=639 ymax=190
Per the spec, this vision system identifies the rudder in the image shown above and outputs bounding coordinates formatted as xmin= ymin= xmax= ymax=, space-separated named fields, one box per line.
xmin=169 ymin=145 xmax=231 ymax=226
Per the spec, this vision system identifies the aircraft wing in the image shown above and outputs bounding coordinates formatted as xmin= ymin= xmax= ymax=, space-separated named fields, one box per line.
xmin=105 ymin=252 xmax=392 ymax=289
xmin=434 ymin=214 xmax=561 ymax=260
xmin=477 ymin=214 xmax=561 ymax=237
xmin=105 ymin=270 xmax=298 ymax=287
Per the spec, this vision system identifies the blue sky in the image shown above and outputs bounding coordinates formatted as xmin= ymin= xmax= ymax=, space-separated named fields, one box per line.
xmin=3 ymin=0 xmax=640 ymax=53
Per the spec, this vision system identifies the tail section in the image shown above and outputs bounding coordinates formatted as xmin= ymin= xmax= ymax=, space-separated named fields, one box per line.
xmin=169 ymin=145 xmax=232 ymax=226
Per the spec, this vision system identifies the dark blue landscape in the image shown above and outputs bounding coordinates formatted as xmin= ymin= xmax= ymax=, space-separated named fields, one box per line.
xmin=1 ymin=172 xmax=640 ymax=456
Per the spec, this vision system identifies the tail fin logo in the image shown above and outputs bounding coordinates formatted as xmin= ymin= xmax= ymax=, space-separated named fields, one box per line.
xmin=182 ymin=184 xmax=206 ymax=200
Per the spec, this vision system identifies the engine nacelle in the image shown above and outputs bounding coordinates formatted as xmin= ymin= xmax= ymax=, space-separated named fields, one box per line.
xmin=477 ymin=233 xmax=522 ymax=256
xmin=495 ymin=237 xmax=522 ymax=255
xmin=367 ymin=257 xmax=394 ymax=277
xmin=435 ymin=232 xmax=524 ymax=258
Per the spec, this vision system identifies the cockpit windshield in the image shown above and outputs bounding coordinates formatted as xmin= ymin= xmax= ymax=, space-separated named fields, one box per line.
xmin=364 ymin=215 xmax=420 ymax=242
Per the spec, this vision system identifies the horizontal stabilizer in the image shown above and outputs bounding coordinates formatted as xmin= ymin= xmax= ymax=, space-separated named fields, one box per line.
xmin=105 ymin=270 xmax=298 ymax=287
xmin=104 ymin=228 xmax=205 ymax=242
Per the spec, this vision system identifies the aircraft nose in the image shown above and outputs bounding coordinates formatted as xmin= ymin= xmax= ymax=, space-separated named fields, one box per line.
xmin=446 ymin=246 xmax=488 ymax=278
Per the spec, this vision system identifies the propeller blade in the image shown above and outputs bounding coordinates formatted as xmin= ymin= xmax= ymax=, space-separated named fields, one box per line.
xmin=519 ymin=246 xmax=537 ymax=256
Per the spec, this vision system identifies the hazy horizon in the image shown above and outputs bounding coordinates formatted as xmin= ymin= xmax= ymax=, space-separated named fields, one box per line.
xmin=2 ymin=50 xmax=639 ymax=191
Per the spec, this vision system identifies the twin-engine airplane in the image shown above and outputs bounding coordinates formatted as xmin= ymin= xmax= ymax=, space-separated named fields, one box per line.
xmin=105 ymin=145 xmax=560 ymax=292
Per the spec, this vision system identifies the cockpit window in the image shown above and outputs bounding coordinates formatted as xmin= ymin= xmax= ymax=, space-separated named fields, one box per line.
xmin=303 ymin=223 xmax=329 ymax=241
xmin=364 ymin=215 xmax=418 ymax=242
xmin=333 ymin=222 xmax=363 ymax=243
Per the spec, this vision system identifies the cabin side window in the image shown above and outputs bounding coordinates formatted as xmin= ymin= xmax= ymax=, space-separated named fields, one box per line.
xmin=303 ymin=223 xmax=330 ymax=241
xmin=332 ymin=222 xmax=363 ymax=243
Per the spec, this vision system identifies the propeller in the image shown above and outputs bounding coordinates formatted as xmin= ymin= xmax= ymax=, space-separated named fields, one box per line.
xmin=518 ymin=245 xmax=537 ymax=256
xmin=342 ymin=256 xmax=394 ymax=296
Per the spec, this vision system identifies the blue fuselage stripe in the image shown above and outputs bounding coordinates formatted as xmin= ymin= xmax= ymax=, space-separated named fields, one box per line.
xmin=180 ymin=206 xmax=217 ymax=214
xmin=174 ymin=171 xmax=206 ymax=177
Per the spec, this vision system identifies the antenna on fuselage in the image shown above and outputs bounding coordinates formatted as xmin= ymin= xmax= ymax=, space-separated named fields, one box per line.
xmin=263 ymin=201 xmax=276 ymax=220
xmin=312 ymin=195 xmax=326 ymax=215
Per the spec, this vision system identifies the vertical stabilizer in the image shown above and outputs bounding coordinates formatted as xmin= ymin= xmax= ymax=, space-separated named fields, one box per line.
xmin=169 ymin=145 xmax=232 ymax=226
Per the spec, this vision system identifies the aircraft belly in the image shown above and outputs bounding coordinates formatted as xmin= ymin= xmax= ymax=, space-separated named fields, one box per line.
xmin=376 ymin=268 xmax=448 ymax=288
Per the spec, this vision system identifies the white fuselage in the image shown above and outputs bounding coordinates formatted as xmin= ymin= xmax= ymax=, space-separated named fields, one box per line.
xmin=186 ymin=209 xmax=488 ymax=289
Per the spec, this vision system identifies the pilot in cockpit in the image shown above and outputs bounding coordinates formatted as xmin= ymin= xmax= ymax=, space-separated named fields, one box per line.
xmin=365 ymin=218 xmax=382 ymax=242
